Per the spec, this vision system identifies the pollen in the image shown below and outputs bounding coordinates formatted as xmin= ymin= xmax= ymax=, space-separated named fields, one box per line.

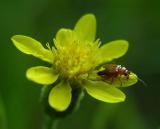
xmin=53 ymin=35 xmax=101 ymax=79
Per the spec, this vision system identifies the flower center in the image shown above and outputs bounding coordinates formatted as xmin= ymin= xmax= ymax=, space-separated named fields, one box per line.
xmin=54 ymin=39 xmax=100 ymax=79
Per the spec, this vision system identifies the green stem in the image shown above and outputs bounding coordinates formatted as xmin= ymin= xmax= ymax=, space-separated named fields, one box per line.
xmin=0 ymin=94 xmax=8 ymax=129
xmin=43 ymin=114 xmax=59 ymax=129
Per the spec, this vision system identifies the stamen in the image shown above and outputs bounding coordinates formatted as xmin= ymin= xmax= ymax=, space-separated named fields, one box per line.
xmin=54 ymin=38 xmax=100 ymax=79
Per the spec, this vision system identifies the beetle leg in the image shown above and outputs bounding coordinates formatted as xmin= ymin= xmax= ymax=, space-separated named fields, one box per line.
xmin=119 ymin=76 xmax=123 ymax=86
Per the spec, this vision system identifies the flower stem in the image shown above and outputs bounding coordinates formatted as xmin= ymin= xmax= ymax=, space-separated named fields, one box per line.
xmin=43 ymin=114 xmax=59 ymax=129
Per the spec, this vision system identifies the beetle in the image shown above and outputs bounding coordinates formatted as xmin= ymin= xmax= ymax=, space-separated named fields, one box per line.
xmin=98 ymin=64 xmax=147 ymax=86
xmin=97 ymin=64 xmax=130 ymax=84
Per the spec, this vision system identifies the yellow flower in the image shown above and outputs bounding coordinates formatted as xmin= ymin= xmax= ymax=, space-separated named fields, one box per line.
xmin=11 ymin=14 xmax=138 ymax=112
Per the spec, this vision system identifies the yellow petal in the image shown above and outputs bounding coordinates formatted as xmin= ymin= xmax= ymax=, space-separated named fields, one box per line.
xmin=54 ymin=28 xmax=75 ymax=47
xmin=108 ymin=72 xmax=138 ymax=87
xmin=11 ymin=35 xmax=54 ymax=64
xmin=48 ymin=81 xmax=72 ymax=111
xmin=84 ymin=80 xmax=126 ymax=103
xmin=74 ymin=14 xmax=96 ymax=41
xmin=26 ymin=66 xmax=58 ymax=85
xmin=99 ymin=40 xmax=129 ymax=64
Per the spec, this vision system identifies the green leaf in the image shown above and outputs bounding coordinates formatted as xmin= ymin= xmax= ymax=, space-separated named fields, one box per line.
xmin=99 ymin=40 xmax=128 ymax=64
xmin=84 ymin=80 xmax=126 ymax=103
xmin=74 ymin=14 xmax=96 ymax=41
xmin=48 ymin=81 xmax=72 ymax=112
xmin=26 ymin=66 xmax=58 ymax=85
xmin=11 ymin=35 xmax=54 ymax=64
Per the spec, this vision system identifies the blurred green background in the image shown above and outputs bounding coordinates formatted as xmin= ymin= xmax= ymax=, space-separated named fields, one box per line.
xmin=0 ymin=0 xmax=160 ymax=129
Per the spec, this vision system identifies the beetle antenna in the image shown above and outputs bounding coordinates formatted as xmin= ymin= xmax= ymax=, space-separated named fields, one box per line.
xmin=138 ymin=77 xmax=147 ymax=87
